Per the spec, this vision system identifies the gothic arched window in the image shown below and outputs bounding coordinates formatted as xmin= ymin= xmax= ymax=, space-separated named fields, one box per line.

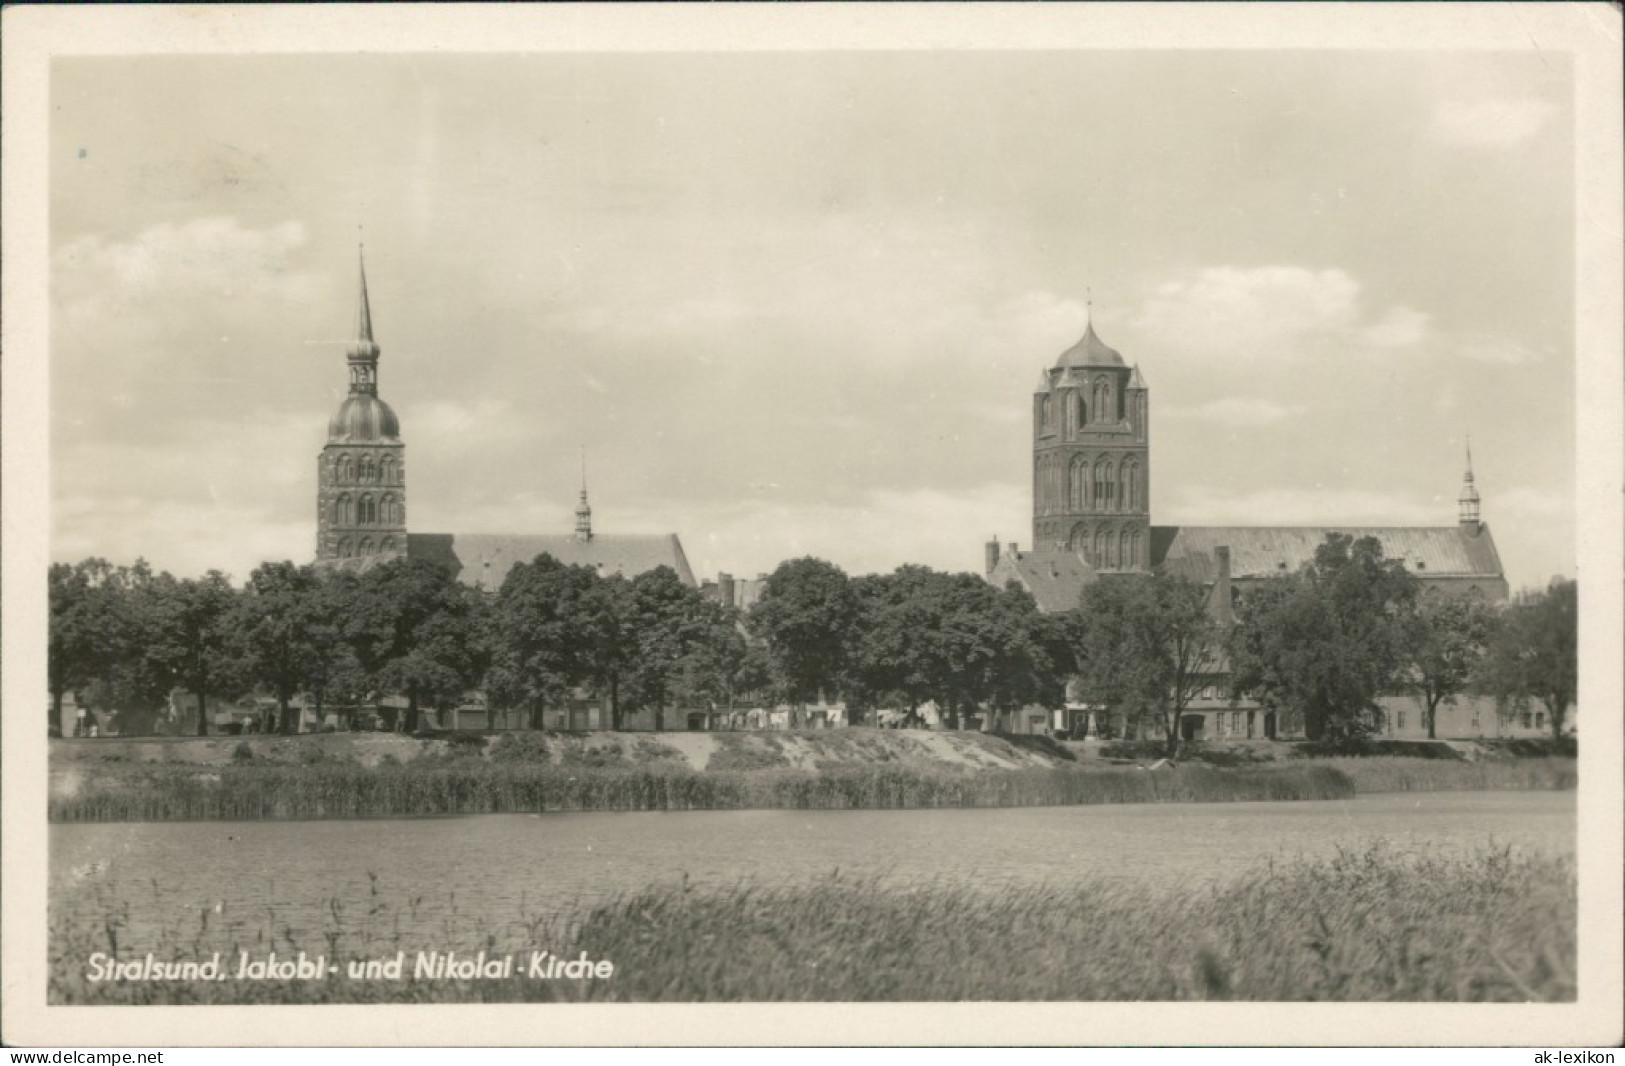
xmin=1124 ymin=460 xmax=1139 ymax=511
xmin=380 ymin=536 xmax=395 ymax=553
xmin=1071 ymin=455 xmax=1089 ymax=510
xmin=1041 ymin=395 xmax=1054 ymax=433
xmin=382 ymin=494 xmax=397 ymax=525
xmin=379 ymin=455 xmax=394 ymax=485
xmin=1074 ymin=393 xmax=1087 ymax=430
xmin=1094 ymin=458 xmax=1116 ymax=511
xmin=338 ymin=537 xmax=353 ymax=558
xmin=337 ymin=455 xmax=353 ymax=482
xmin=359 ymin=495 xmax=376 ymax=525
xmin=336 ymin=494 xmax=353 ymax=526
xmin=1069 ymin=523 xmax=1089 ymax=557
xmin=1119 ymin=529 xmax=1132 ymax=568
xmin=358 ymin=536 xmax=374 ymax=555
xmin=1093 ymin=528 xmax=1108 ymax=566
xmin=361 ymin=455 xmax=376 ymax=481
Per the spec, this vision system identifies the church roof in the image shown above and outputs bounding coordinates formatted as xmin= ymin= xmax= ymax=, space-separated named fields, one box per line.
xmin=1054 ymin=314 xmax=1125 ymax=369
xmin=986 ymin=549 xmax=1098 ymax=613
xmin=1150 ymin=525 xmax=1505 ymax=582
xmin=407 ymin=532 xmax=697 ymax=592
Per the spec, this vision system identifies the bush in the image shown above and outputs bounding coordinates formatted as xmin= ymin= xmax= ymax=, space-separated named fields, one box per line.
xmin=1000 ymin=733 xmax=1076 ymax=762
xmin=1097 ymin=739 xmax=1167 ymax=761
xmin=707 ymin=737 xmax=791 ymax=772
xmin=442 ymin=731 xmax=489 ymax=753
xmin=1183 ymin=743 xmax=1275 ymax=767
xmin=1292 ymin=738 xmax=1462 ymax=760
xmin=560 ymin=744 xmax=626 ymax=769
xmin=489 ymin=732 xmax=550 ymax=764
xmin=1479 ymin=736 xmax=1577 ymax=759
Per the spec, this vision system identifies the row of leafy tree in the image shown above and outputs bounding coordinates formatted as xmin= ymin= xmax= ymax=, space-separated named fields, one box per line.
xmin=48 ymin=534 xmax=1576 ymax=751
xmin=45 ymin=553 xmax=1063 ymax=737
xmin=1073 ymin=533 xmax=1576 ymax=754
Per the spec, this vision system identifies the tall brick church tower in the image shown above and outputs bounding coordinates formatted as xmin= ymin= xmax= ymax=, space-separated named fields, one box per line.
xmin=316 ymin=248 xmax=407 ymax=563
xmin=1032 ymin=307 xmax=1149 ymax=570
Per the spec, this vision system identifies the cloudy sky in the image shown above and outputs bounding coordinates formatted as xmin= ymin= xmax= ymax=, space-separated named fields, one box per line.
xmin=48 ymin=45 xmax=1576 ymax=590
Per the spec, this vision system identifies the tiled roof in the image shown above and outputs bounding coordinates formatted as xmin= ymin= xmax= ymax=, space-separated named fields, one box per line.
xmin=1151 ymin=525 xmax=1504 ymax=581
xmin=407 ymin=532 xmax=697 ymax=591
xmin=986 ymin=550 xmax=1098 ymax=613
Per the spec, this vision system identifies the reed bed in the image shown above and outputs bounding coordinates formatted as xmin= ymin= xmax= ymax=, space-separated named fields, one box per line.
xmin=50 ymin=844 xmax=1574 ymax=1004
xmin=49 ymin=763 xmax=1354 ymax=822
xmin=1307 ymin=756 xmax=1576 ymax=794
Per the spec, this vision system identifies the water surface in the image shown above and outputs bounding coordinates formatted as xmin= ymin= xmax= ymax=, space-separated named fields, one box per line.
xmin=52 ymin=791 xmax=1574 ymax=952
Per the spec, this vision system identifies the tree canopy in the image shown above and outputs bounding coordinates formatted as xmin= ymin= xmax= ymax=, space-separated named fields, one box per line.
xmin=1478 ymin=577 xmax=1576 ymax=739
xmin=1071 ymin=571 xmax=1221 ymax=756
xmin=1228 ymin=534 xmax=1419 ymax=743
xmin=1400 ymin=587 xmax=1498 ymax=739
xmin=748 ymin=557 xmax=861 ymax=707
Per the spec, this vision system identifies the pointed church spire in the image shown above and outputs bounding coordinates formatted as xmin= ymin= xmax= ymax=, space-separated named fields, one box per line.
xmin=1458 ymin=436 xmax=1481 ymax=530
xmin=355 ymin=246 xmax=375 ymax=344
xmin=575 ymin=447 xmax=593 ymax=541
xmin=344 ymin=242 xmax=382 ymax=396
xmin=348 ymin=243 xmax=380 ymax=362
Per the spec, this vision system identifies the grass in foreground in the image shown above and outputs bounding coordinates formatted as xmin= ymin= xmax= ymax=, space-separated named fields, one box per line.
xmin=51 ymin=844 xmax=1574 ymax=1003
xmin=49 ymin=762 xmax=1354 ymax=822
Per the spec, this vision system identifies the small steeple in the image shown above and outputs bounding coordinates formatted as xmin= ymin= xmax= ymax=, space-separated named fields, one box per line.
xmin=574 ymin=447 xmax=593 ymax=541
xmin=1458 ymin=437 xmax=1481 ymax=531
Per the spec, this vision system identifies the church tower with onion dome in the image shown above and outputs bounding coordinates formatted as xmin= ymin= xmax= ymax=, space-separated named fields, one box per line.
xmin=316 ymin=247 xmax=407 ymax=563
xmin=1031 ymin=305 xmax=1150 ymax=570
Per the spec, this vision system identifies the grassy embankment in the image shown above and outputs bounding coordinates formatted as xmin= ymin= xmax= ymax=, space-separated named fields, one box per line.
xmin=50 ymin=761 xmax=1354 ymax=821
xmin=48 ymin=730 xmax=1575 ymax=822
xmin=1314 ymin=756 xmax=1576 ymax=794
xmin=51 ymin=844 xmax=1574 ymax=1003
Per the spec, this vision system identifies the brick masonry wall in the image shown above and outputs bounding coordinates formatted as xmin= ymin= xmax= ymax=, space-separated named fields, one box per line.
xmin=317 ymin=442 xmax=408 ymax=562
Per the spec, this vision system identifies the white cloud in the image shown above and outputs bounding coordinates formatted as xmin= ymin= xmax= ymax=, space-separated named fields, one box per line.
xmin=1455 ymin=336 xmax=1539 ymax=365
xmin=1135 ymin=265 xmax=1363 ymax=360
xmin=1138 ymin=266 xmax=1555 ymax=368
xmin=1433 ymin=99 xmax=1558 ymax=148
xmin=1362 ymin=306 xmax=1432 ymax=349
xmin=1160 ymin=398 xmax=1306 ymax=427
xmin=54 ymin=217 xmax=315 ymax=332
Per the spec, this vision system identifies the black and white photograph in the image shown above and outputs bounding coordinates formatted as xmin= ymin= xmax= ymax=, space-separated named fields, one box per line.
xmin=3 ymin=2 xmax=1621 ymax=1049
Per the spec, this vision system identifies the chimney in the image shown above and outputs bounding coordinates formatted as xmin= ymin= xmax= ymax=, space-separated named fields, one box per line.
xmin=1214 ymin=545 xmax=1234 ymax=624
xmin=1006 ymin=541 xmax=1018 ymax=559
xmin=985 ymin=537 xmax=1001 ymax=575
